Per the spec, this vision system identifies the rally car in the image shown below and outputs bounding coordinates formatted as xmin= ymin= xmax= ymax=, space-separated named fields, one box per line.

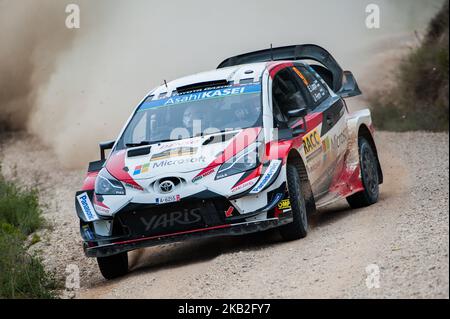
xmin=75 ymin=44 xmax=383 ymax=279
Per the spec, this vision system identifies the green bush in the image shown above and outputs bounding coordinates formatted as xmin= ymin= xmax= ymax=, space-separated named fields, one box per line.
xmin=370 ymin=1 xmax=449 ymax=131
xmin=0 ymin=175 xmax=43 ymax=235
xmin=0 ymin=224 xmax=56 ymax=298
xmin=0 ymin=168 xmax=56 ymax=299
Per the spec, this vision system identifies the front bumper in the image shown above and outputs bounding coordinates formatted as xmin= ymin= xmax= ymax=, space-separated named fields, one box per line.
xmin=76 ymin=175 xmax=290 ymax=258
xmin=84 ymin=216 xmax=292 ymax=257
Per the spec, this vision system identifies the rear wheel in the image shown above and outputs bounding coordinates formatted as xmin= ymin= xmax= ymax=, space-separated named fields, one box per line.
xmin=97 ymin=252 xmax=128 ymax=280
xmin=346 ymin=137 xmax=380 ymax=208
xmin=279 ymin=164 xmax=308 ymax=240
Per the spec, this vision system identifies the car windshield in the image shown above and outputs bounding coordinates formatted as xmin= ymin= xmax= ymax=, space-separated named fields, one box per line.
xmin=116 ymin=82 xmax=262 ymax=150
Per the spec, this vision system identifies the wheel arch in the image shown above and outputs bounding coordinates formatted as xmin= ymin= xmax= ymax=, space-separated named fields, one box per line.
xmin=286 ymin=149 xmax=317 ymax=216
xmin=358 ymin=124 xmax=383 ymax=184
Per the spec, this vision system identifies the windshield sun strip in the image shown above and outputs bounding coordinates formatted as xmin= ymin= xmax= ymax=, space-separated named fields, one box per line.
xmin=138 ymin=83 xmax=262 ymax=112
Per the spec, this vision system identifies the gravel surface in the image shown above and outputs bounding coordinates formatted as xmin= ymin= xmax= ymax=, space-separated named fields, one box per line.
xmin=0 ymin=131 xmax=448 ymax=299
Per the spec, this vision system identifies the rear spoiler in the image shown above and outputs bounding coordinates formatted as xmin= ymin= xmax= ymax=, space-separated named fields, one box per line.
xmin=217 ymin=44 xmax=344 ymax=92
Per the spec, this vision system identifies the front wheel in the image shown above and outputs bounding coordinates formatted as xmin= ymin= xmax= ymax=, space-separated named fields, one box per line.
xmin=279 ymin=164 xmax=308 ymax=241
xmin=97 ymin=252 xmax=128 ymax=280
xmin=346 ymin=137 xmax=380 ymax=208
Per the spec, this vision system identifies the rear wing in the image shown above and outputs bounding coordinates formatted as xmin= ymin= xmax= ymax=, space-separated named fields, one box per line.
xmin=217 ymin=44 xmax=348 ymax=94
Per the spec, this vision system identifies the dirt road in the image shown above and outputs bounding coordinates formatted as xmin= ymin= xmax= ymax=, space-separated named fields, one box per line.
xmin=0 ymin=131 xmax=448 ymax=298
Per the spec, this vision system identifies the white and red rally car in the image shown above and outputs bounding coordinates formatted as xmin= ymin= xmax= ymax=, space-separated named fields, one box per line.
xmin=75 ymin=45 xmax=383 ymax=279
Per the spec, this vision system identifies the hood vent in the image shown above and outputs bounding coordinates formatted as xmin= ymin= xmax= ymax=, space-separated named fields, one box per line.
xmin=127 ymin=146 xmax=151 ymax=158
xmin=203 ymin=132 xmax=237 ymax=146
xmin=176 ymin=80 xmax=229 ymax=94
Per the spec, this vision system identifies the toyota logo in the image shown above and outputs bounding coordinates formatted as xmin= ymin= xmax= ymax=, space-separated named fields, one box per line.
xmin=159 ymin=180 xmax=175 ymax=193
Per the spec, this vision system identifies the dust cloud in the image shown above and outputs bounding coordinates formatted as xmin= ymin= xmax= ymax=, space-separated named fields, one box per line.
xmin=0 ymin=0 xmax=444 ymax=168
xmin=0 ymin=0 xmax=76 ymax=131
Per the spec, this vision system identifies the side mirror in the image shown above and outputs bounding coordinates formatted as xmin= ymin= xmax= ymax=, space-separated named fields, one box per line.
xmin=292 ymin=125 xmax=306 ymax=137
xmin=286 ymin=108 xmax=308 ymax=137
xmin=337 ymin=71 xmax=362 ymax=98
xmin=287 ymin=108 xmax=307 ymax=118
xmin=99 ymin=140 xmax=115 ymax=161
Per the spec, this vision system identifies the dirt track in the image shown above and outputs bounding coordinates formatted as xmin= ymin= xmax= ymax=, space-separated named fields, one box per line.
xmin=0 ymin=131 xmax=448 ymax=298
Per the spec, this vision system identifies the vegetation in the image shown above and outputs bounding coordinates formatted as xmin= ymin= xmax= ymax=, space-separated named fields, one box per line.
xmin=0 ymin=167 xmax=56 ymax=299
xmin=0 ymin=176 xmax=42 ymax=235
xmin=370 ymin=1 xmax=449 ymax=131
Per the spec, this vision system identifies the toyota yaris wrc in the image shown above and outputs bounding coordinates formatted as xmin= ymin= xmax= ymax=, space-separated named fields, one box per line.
xmin=75 ymin=45 xmax=383 ymax=279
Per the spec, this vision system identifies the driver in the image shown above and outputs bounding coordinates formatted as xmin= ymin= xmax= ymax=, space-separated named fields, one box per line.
xmin=247 ymin=96 xmax=262 ymax=117
xmin=182 ymin=106 xmax=205 ymax=130
xmin=232 ymin=95 xmax=261 ymax=128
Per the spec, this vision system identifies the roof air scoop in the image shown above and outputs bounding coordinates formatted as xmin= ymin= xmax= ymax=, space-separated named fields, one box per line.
xmin=176 ymin=79 xmax=229 ymax=94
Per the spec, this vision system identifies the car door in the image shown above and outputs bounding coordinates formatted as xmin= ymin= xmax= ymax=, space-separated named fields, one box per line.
xmin=271 ymin=67 xmax=325 ymax=189
xmin=289 ymin=64 xmax=349 ymax=199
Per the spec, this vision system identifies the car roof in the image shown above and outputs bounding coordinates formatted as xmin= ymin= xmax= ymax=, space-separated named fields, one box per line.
xmin=148 ymin=61 xmax=299 ymax=99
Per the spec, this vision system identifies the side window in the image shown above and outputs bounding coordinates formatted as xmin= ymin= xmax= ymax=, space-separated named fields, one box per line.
xmin=292 ymin=66 xmax=329 ymax=109
xmin=132 ymin=112 xmax=148 ymax=142
xmin=272 ymin=69 xmax=308 ymax=124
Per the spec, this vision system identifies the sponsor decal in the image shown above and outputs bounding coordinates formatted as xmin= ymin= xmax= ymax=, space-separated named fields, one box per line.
xmin=133 ymin=163 xmax=150 ymax=176
xmin=76 ymin=192 xmax=99 ymax=222
xmin=192 ymin=167 xmax=215 ymax=183
xmin=277 ymin=199 xmax=291 ymax=210
xmin=292 ymin=67 xmax=309 ymax=85
xmin=156 ymin=194 xmax=181 ymax=205
xmin=139 ymin=83 xmax=261 ymax=111
xmin=320 ymin=132 xmax=347 ymax=162
xmin=294 ymin=66 xmax=328 ymax=102
xmin=124 ymin=182 xmax=144 ymax=190
xmin=152 ymin=156 xmax=206 ymax=169
xmin=231 ymin=178 xmax=258 ymax=193
xmin=133 ymin=155 xmax=206 ymax=175
xmin=322 ymin=136 xmax=331 ymax=152
xmin=151 ymin=147 xmax=197 ymax=162
xmin=164 ymin=87 xmax=246 ymax=106
xmin=140 ymin=208 xmax=202 ymax=231
xmin=82 ymin=225 xmax=94 ymax=241
xmin=250 ymin=160 xmax=281 ymax=194
xmin=93 ymin=195 xmax=110 ymax=214
xmin=322 ymin=136 xmax=331 ymax=162
xmin=225 ymin=206 xmax=234 ymax=218
xmin=158 ymin=139 xmax=198 ymax=151
xmin=303 ymin=127 xmax=322 ymax=158
xmin=332 ymin=131 xmax=347 ymax=150
xmin=93 ymin=204 xmax=110 ymax=214
xmin=309 ymin=157 xmax=322 ymax=171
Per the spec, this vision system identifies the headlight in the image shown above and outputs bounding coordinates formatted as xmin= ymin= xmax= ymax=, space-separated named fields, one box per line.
xmin=215 ymin=142 xmax=263 ymax=180
xmin=95 ymin=169 xmax=126 ymax=195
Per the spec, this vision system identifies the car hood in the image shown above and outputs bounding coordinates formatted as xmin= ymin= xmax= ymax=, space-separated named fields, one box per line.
xmin=105 ymin=127 xmax=262 ymax=184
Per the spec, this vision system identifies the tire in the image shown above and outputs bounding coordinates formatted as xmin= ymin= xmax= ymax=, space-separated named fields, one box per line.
xmin=346 ymin=137 xmax=380 ymax=208
xmin=279 ymin=164 xmax=308 ymax=240
xmin=97 ymin=252 xmax=128 ymax=280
